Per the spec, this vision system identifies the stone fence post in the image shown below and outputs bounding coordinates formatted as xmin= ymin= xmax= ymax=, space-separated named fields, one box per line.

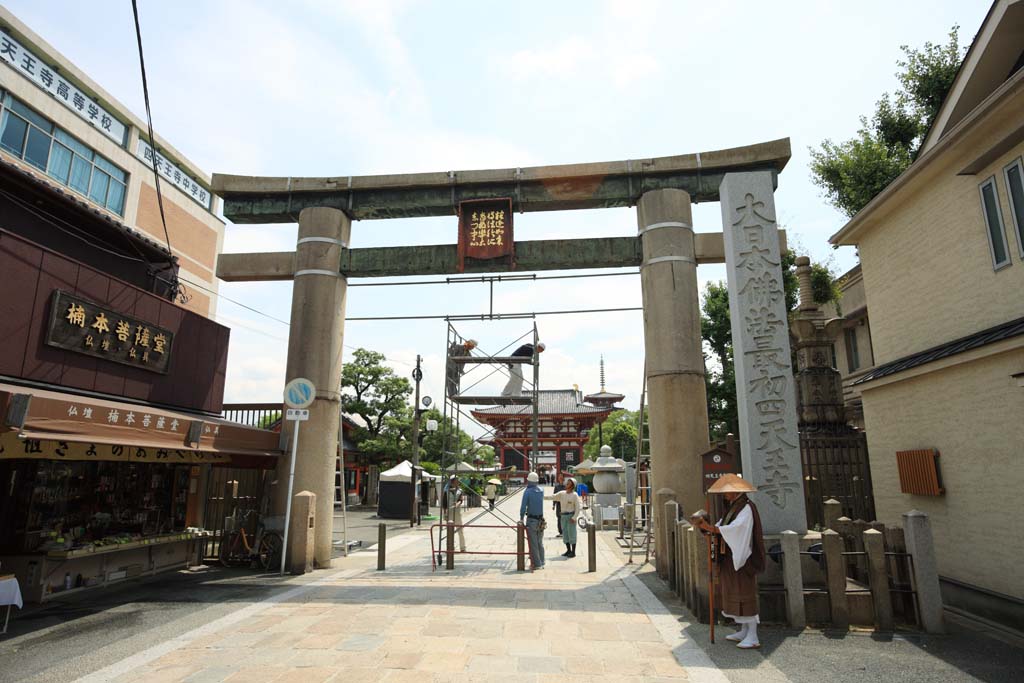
xmin=863 ymin=528 xmax=893 ymax=631
xmin=780 ymin=530 xmax=806 ymax=629
xmin=903 ymin=510 xmax=945 ymax=633
xmin=822 ymin=529 xmax=848 ymax=629
xmin=665 ymin=501 xmax=680 ymax=590
xmin=823 ymin=498 xmax=842 ymax=530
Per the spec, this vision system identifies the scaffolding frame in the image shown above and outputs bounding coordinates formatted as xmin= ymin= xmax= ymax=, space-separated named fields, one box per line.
xmin=439 ymin=321 xmax=541 ymax=538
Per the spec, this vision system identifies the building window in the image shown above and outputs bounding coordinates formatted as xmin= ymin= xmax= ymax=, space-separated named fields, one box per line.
xmin=845 ymin=327 xmax=860 ymax=372
xmin=978 ymin=176 xmax=1010 ymax=270
xmin=1004 ymin=158 xmax=1024 ymax=259
xmin=0 ymin=95 xmax=127 ymax=215
xmin=830 ymin=343 xmax=838 ymax=370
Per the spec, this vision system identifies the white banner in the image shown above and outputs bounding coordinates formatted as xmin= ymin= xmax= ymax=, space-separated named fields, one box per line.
xmin=137 ymin=139 xmax=211 ymax=209
xmin=0 ymin=31 xmax=127 ymax=145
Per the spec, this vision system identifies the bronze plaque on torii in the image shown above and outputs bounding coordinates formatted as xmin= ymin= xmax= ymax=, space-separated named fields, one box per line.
xmin=457 ymin=197 xmax=514 ymax=272
xmin=45 ymin=290 xmax=174 ymax=374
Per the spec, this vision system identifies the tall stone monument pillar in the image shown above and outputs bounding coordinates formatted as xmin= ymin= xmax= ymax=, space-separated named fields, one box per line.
xmin=277 ymin=206 xmax=351 ymax=566
xmin=637 ymin=188 xmax=710 ymax=569
xmin=720 ymin=173 xmax=807 ymax=533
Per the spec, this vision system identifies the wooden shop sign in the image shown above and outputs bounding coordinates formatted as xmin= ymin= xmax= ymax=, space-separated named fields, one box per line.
xmin=45 ymin=290 xmax=174 ymax=374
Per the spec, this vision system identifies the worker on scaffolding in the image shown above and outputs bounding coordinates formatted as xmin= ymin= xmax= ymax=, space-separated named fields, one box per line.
xmin=501 ymin=341 xmax=545 ymax=396
xmin=446 ymin=338 xmax=478 ymax=397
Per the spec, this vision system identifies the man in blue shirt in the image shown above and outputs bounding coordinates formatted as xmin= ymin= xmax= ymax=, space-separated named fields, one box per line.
xmin=519 ymin=471 xmax=545 ymax=570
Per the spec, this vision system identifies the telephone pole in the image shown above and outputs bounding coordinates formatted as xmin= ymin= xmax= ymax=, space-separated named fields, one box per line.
xmin=409 ymin=354 xmax=423 ymax=527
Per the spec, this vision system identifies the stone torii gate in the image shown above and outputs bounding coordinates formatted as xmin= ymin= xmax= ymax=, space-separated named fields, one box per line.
xmin=212 ymin=138 xmax=807 ymax=569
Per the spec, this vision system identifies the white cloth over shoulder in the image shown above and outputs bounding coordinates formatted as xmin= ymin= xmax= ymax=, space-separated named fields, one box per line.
xmin=717 ymin=504 xmax=754 ymax=572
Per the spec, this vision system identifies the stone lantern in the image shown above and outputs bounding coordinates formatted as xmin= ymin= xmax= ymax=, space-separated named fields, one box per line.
xmin=592 ymin=444 xmax=625 ymax=510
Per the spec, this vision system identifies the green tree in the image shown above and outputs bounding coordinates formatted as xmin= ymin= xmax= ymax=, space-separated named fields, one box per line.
xmin=809 ymin=27 xmax=963 ymax=217
xmin=341 ymin=348 xmax=413 ymax=438
xmin=583 ymin=409 xmax=640 ymax=460
xmin=418 ymin=408 xmax=475 ymax=465
xmin=341 ymin=348 xmax=413 ymax=460
xmin=701 ymin=251 xmax=840 ymax=442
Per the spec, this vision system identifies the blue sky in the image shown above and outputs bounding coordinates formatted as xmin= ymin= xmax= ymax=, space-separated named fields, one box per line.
xmin=7 ymin=0 xmax=990 ymax=429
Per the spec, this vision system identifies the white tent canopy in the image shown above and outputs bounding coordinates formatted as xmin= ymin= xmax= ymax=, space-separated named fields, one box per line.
xmin=444 ymin=461 xmax=478 ymax=472
xmin=379 ymin=460 xmax=440 ymax=482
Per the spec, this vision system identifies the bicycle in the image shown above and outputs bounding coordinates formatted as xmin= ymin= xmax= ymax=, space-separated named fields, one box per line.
xmin=219 ymin=510 xmax=283 ymax=570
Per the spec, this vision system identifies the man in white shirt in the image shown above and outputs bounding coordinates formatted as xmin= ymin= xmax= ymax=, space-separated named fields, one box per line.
xmin=546 ymin=478 xmax=581 ymax=558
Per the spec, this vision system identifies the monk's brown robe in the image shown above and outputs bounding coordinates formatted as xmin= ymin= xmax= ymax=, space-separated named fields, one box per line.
xmin=717 ymin=494 xmax=766 ymax=617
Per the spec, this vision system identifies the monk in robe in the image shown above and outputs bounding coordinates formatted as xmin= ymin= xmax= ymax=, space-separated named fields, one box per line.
xmin=697 ymin=473 xmax=766 ymax=649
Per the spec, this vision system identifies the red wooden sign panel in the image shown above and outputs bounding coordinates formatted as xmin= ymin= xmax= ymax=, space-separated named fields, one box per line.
xmin=457 ymin=198 xmax=514 ymax=272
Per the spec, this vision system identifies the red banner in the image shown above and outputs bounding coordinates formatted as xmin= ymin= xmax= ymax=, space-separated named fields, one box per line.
xmin=457 ymin=198 xmax=514 ymax=272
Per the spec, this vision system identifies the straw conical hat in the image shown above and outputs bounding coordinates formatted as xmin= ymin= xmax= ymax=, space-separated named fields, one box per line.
xmin=707 ymin=473 xmax=756 ymax=494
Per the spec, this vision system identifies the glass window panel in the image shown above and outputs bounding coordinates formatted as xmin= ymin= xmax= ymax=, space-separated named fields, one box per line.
xmin=68 ymin=155 xmax=92 ymax=195
xmin=92 ymin=154 xmax=125 ymax=182
xmin=47 ymin=142 xmax=73 ymax=183
xmin=54 ymin=129 xmax=94 ymax=161
xmin=1006 ymin=162 xmax=1024 ymax=256
xmin=88 ymin=169 xmax=110 ymax=206
xmin=8 ymin=98 xmax=53 ymax=133
xmin=106 ymin=179 xmax=126 ymax=215
xmin=0 ymin=111 xmax=27 ymax=156
xmin=980 ymin=180 xmax=1008 ymax=267
xmin=23 ymin=125 xmax=51 ymax=171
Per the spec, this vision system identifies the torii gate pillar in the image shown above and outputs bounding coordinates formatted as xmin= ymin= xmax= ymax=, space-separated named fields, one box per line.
xmin=637 ymin=189 xmax=710 ymax=574
xmin=277 ymin=206 xmax=351 ymax=567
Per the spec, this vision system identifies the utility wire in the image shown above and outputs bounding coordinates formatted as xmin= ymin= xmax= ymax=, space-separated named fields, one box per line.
xmin=131 ymin=0 xmax=179 ymax=300
xmin=346 ymin=306 xmax=642 ymax=322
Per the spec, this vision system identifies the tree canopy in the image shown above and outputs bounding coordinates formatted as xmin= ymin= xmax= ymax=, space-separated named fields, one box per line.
xmin=583 ymin=409 xmax=641 ymax=462
xmin=809 ymin=27 xmax=963 ymax=218
xmin=341 ymin=348 xmax=414 ymax=460
xmin=701 ymin=249 xmax=839 ymax=442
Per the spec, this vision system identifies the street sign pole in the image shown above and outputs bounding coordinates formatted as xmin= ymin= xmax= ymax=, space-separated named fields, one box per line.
xmin=280 ymin=415 xmax=301 ymax=575
xmin=281 ymin=378 xmax=315 ymax=576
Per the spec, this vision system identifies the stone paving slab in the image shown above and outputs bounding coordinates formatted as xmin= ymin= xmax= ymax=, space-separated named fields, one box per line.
xmin=78 ymin=491 xmax=730 ymax=683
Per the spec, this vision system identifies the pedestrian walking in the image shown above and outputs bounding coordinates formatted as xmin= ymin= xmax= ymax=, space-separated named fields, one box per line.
xmin=546 ymin=477 xmax=581 ymax=557
xmin=444 ymin=475 xmax=467 ymax=553
xmin=695 ymin=474 xmax=766 ymax=649
xmin=552 ymin=480 xmax=565 ymax=536
xmin=501 ymin=342 xmax=545 ymax=396
xmin=446 ymin=338 xmax=477 ymax=397
xmin=485 ymin=480 xmax=498 ymax=510
xmin=519 ymin=472 xmax=545 ymax=570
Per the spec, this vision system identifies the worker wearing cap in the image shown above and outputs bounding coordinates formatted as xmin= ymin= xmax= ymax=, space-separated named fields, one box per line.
xmin=444 ymin=475 xmax=467 ymax=553
xmin=501 ymin=342 xmax=545 ymax=397
xmin=519 ymin=472 xmax=545 ymax=570
xmin=696 ymin=474 xmax=766 ymax=649
xmin=446 ymin=338 xmax=478 ymax=397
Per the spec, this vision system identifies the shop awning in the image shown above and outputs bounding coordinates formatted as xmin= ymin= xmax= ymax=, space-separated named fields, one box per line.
xmin=0 ymin=383 xmax=282 ymax=464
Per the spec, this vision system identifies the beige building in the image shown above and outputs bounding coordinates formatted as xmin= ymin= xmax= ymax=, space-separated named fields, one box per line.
xmin=830 ymin=0 xmax=1024 ymax=633
xmin=0 ymin=8 xmax=222 ymax=316
xmin=822 ymin=265 xmax=875 ymax=430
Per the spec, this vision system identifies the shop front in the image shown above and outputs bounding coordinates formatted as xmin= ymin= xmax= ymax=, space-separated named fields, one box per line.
xmin=0 ymin=225 xmax=281 ymax=603
xmin=0 ymin=386 xmax=280 ymax=602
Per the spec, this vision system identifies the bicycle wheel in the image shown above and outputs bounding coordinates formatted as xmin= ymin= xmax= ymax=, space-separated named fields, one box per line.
xmin=257 ymin=532 xmax=283 ymax=571
xmin=219 ymin=531 xmax=243 ymax=566
xmin=578 ymin=516 xmax=587 ymax=530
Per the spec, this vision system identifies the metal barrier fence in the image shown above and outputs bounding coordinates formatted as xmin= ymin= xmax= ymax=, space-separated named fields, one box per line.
xmin=429 ymin=522 xmax=531 ymax=571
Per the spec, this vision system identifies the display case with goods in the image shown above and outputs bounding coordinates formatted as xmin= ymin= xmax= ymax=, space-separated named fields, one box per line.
xmin=0 ymin=458 xmax=198 ymax=603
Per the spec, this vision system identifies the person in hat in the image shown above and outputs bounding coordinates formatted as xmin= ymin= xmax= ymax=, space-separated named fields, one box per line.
xmin=501 ymin=342 xmax=545 ymax=396
xmin=519 ymin=471 xmax=545 ymax=569
xmin=484 ymin=479 xmax=498 ymax=510
xmin=696 ymin=473 xmax=766 ymax=649
xmin=446 ymin=338 xmax=478 ymax=397
xmin=546 ymin=477 xmax=581 ymax=557
xmin=444 ymin=475 xmax=467 ymax=553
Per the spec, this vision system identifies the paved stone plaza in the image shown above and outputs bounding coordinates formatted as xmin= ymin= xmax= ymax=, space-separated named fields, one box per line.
xmin=76 ymin=493 xmax=721 ymax=683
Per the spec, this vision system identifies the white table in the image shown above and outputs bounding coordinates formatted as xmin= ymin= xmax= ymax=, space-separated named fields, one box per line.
xmin=0 ymin=575 xmax=23 ymax=634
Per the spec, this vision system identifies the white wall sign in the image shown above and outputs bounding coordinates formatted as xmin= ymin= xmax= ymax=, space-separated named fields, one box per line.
xmin=0 ymin=31 xmax=127 ymax=145
xmin=137 ymin=139 xmax=211 ymax=209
